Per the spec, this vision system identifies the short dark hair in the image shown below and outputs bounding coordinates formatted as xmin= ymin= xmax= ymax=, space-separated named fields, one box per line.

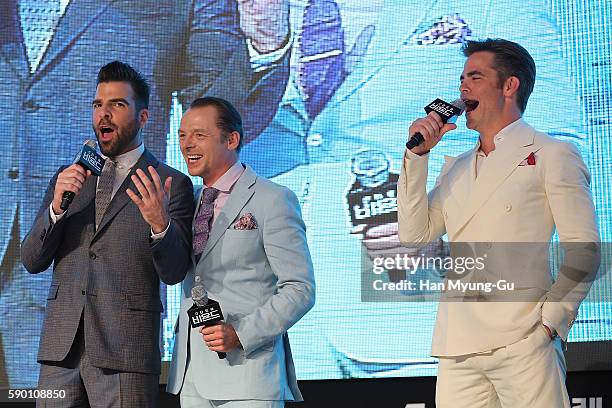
xmin=190 ymin=97 xmax=244 ymax=152
xmin=462 ymin=39 xmax=536 ymax=113
xmin=97 ymin=61 xmax=150 ymax=110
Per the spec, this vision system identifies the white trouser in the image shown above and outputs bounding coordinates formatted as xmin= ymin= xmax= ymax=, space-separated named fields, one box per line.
xmin=436 ymin=324 xmax=569 ymax=408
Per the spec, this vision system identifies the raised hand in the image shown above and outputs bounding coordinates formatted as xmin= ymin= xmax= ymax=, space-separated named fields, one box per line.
xmin=126 ymin=166 xmax=172 ymax=234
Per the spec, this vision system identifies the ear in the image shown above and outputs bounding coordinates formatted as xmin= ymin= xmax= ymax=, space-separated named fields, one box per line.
xmin=226 ymin=131 xmax=241 ymax=152
xmin=503 ymin=76 xmax=520 ymax=99
xmin=139 ymin=108 xmax=149 ymax=128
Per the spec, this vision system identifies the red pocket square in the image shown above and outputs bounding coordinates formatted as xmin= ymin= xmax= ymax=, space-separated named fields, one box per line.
xmin=233 ymin=213 xmax=258 ymax=230
xmin=519 ymin=152 xmax=537 ymax=166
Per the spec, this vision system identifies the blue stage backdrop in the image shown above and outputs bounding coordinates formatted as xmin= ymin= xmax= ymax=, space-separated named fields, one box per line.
xmin=0 ymin=0 xmax=610 ymax=388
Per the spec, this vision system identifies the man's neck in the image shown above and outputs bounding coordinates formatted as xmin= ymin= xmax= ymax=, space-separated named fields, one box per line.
xmin=478 ymin=113 xmax=522 ymax=155
xmin=203 ymin=158 xmax=238 ymax=187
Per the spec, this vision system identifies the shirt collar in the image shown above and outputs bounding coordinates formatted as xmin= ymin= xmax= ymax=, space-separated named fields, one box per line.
xmin=476 ymin=118 xmax=524 ymax=156
xmin=101 ymin=143 xmax=145 ymax=170
xmin=205 ymin=160 xmax=245 ymax=193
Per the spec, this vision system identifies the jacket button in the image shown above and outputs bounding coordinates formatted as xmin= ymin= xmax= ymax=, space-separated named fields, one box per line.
xmin=8 ymin=167 xmax=19 ymax=180
xmin=306 ymin=133 xmax=323 ymax=147
xmin=23 ymin=99 xmax=41 ymax=112
xmin=82 ymin=290 xmax=85 ymax=295
xmin=504 ymin=203 xmax=512 ymax=212
xmin=89 ymin=252 xmax=97 ymax=260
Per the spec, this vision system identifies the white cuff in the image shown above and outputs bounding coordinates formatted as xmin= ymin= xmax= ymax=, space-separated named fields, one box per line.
xmin=49 ymin=204 xmax=66 ymax=224
xmin=404 ymin=148 xmax=429 ymax=160
xmin=151 ymin=221 xmax=171 ymax=242
xmin=246 ymin=34 xmax=293 ymax=73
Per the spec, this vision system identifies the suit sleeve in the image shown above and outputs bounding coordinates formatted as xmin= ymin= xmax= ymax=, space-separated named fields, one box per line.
xmin=177 ymin=0 xmax=290 ymax=144
xmin=151 ymin=173 xmax=195 ymax=285
xmin=232 ymin=187 xmax=315 ymax=356
xmin=540 ymin=141 xmax=600 ymax=340
xmin=21 ymin=168 xmax=69 ymax=273
xmin=397 ymin=150 xmax=447 ymax=245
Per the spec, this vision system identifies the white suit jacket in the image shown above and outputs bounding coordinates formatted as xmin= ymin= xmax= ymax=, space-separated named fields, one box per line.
xmin=397 ymin=119 xmax=599 ymax=356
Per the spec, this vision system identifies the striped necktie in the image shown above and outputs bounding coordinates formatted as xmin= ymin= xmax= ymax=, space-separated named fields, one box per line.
xmin=95 ymin=159 xmax=116 ymax=229
xmin=297 ymin=0 xmax=346 ymax=121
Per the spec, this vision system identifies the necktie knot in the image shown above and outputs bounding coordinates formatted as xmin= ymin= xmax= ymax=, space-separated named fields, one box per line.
xmin=201 ymin=187 xmax=219 ymax=205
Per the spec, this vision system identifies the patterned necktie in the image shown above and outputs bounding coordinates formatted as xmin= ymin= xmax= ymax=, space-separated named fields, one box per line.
xmin=297 ymin=0 xmax=346 ymax=121
xmin=193 ymin=187 xmax=220 ymax=259
xmin=95 ymin=159 xmax=116 ymax=229
xmin=19 ymin=0 xmax=63 ymax=73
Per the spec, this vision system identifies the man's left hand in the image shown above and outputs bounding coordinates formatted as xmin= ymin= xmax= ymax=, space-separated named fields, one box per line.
xmin=126 ymin=166 xmax=172 ymax=234
xmin=237 ymin=0 xmax=289 ymax=53
xmin=200 ymin=323 xmax=241 ymax=353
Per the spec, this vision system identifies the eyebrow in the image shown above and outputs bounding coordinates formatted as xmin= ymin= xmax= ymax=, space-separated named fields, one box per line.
xmin=91 ymin=98 xmax=130 ymax=105
xmin=178 ymin=128 xmax=212 ymax=134
xmin=460 ymin=70 xmax=484 ymax=81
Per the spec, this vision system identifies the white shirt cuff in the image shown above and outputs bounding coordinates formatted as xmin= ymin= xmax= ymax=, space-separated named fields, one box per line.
xmin=49 ymin=204 xmax=66 ymax=224
xmin=404 ymin=148 xmax=429 ymax=160
xmin=151 ymin=221 xmax=171 ymax=242
xmin=246 ymin=34 xmax=293 ymax=73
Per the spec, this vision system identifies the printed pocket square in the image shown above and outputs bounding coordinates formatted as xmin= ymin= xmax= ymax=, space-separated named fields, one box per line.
xmin=412 ymin=13 xmax=472 ymax=46
xmin=233 ymin=213 xmax=258 ymax=230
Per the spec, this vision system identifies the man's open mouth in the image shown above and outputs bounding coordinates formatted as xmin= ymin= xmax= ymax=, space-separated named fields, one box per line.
xmin=463 ymin=99 xmax=479 ymax=113
xmin=186 ymin=154 xmax=203 ymax=164
xmin=98 ymin=124 xmax=116 ymax=140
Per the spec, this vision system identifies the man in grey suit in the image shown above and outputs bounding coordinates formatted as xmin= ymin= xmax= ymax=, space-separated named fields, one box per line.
xmin=21 ymin=61 xmax=195 ymax=407
xmin=166 ymin=97 xmax=315 ymax=407
xmin=0 ymin=0 xmax=290 ymax=386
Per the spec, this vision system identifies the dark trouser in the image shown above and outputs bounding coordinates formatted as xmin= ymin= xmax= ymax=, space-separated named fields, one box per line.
xmin=36 ymin=318 xmax=159 ymax=408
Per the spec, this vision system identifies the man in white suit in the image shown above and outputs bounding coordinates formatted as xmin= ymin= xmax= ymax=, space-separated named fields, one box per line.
xmin=167 ymin=96 xmax=316 ymax=407
xmin=398 ymin=39 xmax=600 ymax=407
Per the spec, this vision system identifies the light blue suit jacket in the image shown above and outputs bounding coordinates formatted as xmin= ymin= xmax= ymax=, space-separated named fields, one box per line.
xmin=167 ymin=165 xmax=315 ymax=401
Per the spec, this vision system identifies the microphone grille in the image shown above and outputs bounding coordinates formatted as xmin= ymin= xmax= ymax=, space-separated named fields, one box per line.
xmin=84 ymin=139 xmax=97 ymax=149
xmin=451 ymin=99 xmax=466 ymax=114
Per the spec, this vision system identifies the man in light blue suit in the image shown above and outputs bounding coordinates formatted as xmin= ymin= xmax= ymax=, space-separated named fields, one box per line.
xmin=167 ymin=96 xmax=315 ymax=407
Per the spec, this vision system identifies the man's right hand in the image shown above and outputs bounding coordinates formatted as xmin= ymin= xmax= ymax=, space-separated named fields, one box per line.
xmin=408 ymin=111 xmax=457 ymax=155
xmin=52 ymin=164 xmax=91 ymax=215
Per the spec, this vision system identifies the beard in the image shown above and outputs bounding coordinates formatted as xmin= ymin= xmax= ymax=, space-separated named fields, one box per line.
xmin=93 ymin=118 xmax=141 ymax=158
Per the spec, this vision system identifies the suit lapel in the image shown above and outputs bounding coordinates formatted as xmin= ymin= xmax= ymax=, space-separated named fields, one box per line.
xmin=68 ymin=171 xmax=97 ymax=215
xmin=445 ymin=150 xmax=476 ymax=210
xmin=453 ymin=121 xmax=537 ymax=234
xmin=0 ymin=0 xmax=28 ymax=80
xmin=196 ymin=165 xmax=257 ymax=263
xmin=32 ymin=0 xmax=117 ymax=81
xmin=93 ymin=149 xmax=157 ymax=239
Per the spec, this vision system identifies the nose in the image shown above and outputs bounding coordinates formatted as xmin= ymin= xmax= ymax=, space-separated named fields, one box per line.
xmin=459 ymin=80 xmax=469 ymax=95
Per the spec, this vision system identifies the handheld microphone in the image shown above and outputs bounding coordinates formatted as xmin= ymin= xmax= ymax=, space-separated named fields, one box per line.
xmin=405 ymin=98 xmax=466 ymax=150
xmin=188 ymin=283 xmax=227 ymax=359
xmin=60 ymin=140 xmax=105 ymax=211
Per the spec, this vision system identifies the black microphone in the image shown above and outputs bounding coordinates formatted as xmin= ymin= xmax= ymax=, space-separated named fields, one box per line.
xmin=188 ymin=283 xmax=227 ymax=359
xmin=60 ymin=140 xmax=105 ymax=211
xmin=405 ymin=98 xmax=466 ymax=150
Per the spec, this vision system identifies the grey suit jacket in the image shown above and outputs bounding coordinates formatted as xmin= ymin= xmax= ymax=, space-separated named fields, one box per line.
xmin=167 ymin=165 xmax=315 ymax=401
xmin=21 ymin=149 xmax=195 ymax=374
